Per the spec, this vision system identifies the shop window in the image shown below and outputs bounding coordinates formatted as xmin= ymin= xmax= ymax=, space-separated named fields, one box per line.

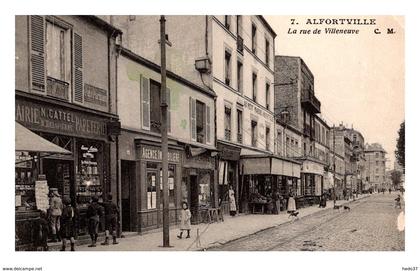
xmin=160 ymin=165 xmax=176 ymax=206
xmin=251 ymin=120 xmax=258 ymax=147
xmin=15 ymin=152 xmax=36 ymax=210
xmin=147 ymin=171 xmax=157 ymax=209
xmin=198 ymin=172 xmax=212 ymax=207
xmin=76 ymin=141 xmax=103 ymax=207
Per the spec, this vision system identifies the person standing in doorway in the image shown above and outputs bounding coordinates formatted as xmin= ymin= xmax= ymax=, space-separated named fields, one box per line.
xmin=87 ymin=195 xmax=102 ymax=247
xmin=48 ymin=188 xmax=63 ymax=242
xmin=100 ymin=194 xmax=119 ymax=245
xmin=177 ymin=202 xmax=191 ymax=239
xmin=228 ymin=185 xmax=237 ymax=216
xmin=60 ymin=196 xmax=78 ymax=251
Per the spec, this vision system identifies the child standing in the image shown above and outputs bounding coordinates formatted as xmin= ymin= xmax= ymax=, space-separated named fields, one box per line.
xmin=177 ymin=202 xmax=191 ymax=239
xmin=60 ymin=196 xmax=78 ymax=251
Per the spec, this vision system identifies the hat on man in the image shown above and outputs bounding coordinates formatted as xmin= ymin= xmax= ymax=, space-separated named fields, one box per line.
xmin=50 ymin=188 xmax=60 ymax=197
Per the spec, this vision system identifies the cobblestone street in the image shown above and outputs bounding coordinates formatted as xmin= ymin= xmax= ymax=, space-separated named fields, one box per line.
xmin=209 ymin=193 xmax=405 ymax=251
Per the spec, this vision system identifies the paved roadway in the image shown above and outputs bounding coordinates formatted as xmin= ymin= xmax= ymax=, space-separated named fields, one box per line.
xmin=209 ymin=193 xmax=405 ymax=251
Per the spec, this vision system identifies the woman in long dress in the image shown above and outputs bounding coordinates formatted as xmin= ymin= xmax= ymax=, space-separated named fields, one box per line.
xmin=228 ymin=186 xmax=237 ymax=216
xmin=287 ymin=192 xmax=296 ymax=213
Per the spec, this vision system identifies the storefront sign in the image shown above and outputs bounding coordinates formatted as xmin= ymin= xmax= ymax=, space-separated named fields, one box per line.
xmin=84 ymin=84 xmax=108 ymax=110
xmin=244 ymin=100 xmax=274 ymax=122
xmin=15 ymin=99 xmax=108 ymax=139
xmin=141 ymin=145 xmax=181 ymax=164
xmin=217 ymin=142 xmax=241 ymax=161
xmin=184 ymin=152 xmax=214 ymax=169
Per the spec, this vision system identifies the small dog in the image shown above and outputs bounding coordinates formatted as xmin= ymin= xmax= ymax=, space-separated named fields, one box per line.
xmin=333 ymin=205 xmax=342 ymax=210
xmin=343 ymin=206 xmax=351 ymax=211
xmin=288 ymin=211 xmax=299 ymax=218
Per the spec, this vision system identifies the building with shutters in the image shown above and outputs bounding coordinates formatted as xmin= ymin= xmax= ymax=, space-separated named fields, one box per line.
xmin=15 ymin=15 xmax=121 ymax=248
xmin=104 ymin=15 xmax=298 ymax=219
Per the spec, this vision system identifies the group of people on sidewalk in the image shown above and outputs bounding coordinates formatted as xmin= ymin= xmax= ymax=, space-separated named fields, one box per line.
xmin=35 ymin=189 xmax=120 ymax=251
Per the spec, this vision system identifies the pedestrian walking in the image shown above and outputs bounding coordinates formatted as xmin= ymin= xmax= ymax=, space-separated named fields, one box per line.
xmin=100 ymin=194 xmax=119 ymax=245
xmin=87 ymin=195 xmax=103 ymax=247
xmin=48 ymin=188 xmax=63 ymax=242
xmin=33 ymin=211 xmax=49 ymax=251
xmin=287 ymin=192 xmax=296 ymax=213
xmin=177 ymin=201 xmax=191 ymax=239
xmin=389 ymin=188 xmax=392 ymax=194
xmin=60 ymin=196 xmax=78 ymax=251
xmin=395 ymin=194 xmax=402 ymax=209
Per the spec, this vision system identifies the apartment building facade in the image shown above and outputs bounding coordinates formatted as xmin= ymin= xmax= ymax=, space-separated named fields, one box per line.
xmin=365 ymin=143 xmax=387 ymax=191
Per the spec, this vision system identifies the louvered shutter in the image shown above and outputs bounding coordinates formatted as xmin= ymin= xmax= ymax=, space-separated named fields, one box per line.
xmin=30 ymin=15 xmax=46 ymax=92
xmin=190 ymin=97 xmax=196 ymax=141
xmin=141 ymin=75 xmax=150 ymax=130
xmin=167 ymin=87 xmax=171 ymax=133
xmin=73 ymin=32 xmax=83 ymax=103
xmin=205 ymin=105 xmax=211 ymax=143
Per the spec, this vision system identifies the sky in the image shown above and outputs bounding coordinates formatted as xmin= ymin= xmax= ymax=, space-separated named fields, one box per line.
xmin=265 ymin=15 xmax=405 ymax=169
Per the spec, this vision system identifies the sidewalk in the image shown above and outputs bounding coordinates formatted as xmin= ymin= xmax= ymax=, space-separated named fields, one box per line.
xmin=71 ymin=194 xmax=370 ymax=251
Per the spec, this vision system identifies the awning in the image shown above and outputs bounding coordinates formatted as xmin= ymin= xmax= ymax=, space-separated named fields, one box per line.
xmin=15 ymin=122 xmax=71 ymax=154
xmin=241 ymin=155 xmax=301 ymax=178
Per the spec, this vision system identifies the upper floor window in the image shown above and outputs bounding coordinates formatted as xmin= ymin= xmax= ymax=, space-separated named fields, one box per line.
xmin=266 ymin=127 xmax=270 ymax=151
xmin=225 ymin=50 xmax=232 ymax=86
xmin=375 ymin=152 xmax=379 ymax=158
xmin=251 ymin=23 xmax=257 ymax=54
xmin=251 ymin=120 xmax=258 ymax=147
xmin=265 ymin=82 xmax=270 ymax=110
xmin=224 ymin=16 xmax=231 ymax=30
xmin=237 ymin=60 xmax=243 ymax=93
xmin=189 ymin=98 xmax=211 ymax=144
xmin=149 ymin=80 xmax=162 ymax=134
xmin=237 ymin=109 xmax=243 ymax=144
xmin=265 ymin=38 xmax=270 ymax=65
xmin=46 ymin=21 xmax=70 ymax=82
xmin=252 ymin=72 xmax=257 ymax=102
xmin=236 ymin=15 xmax=242 ymax=37
xmin=224 ymin=107 xmax=232 ymax=141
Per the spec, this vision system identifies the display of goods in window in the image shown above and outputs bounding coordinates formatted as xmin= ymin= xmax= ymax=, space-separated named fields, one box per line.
xmin=35 ymin=176 xmax=49 ymax=212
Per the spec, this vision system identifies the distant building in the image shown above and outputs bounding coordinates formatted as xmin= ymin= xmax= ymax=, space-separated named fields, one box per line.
xmin=365 ymin=143 xmax=387 ymax=191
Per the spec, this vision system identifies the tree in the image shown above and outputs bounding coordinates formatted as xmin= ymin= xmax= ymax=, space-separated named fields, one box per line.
xmin=395 ymin=121 xmax=405 ymax=171
xmin=390 ymin=170 xmax=402 ymax=188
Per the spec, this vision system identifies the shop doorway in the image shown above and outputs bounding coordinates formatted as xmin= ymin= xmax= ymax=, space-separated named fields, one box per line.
xmin=42 ymin=159 xmax=74 ymax=201
xmin=121 ymin=160 xmax=135 ymax=232
xmin=189 ymin=175 xmax=198 ymax=212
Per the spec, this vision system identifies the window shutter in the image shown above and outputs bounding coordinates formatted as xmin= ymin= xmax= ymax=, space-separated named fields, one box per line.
xmin=167 ymin=87 xmax=171 ymax=133
xmin=206 ymin=105 xmax=211 ymax=143
xmin=73 ymin=32 xmax=83 ymax=103
xmin=141 ymin=75 xmax=150 ymax=130
xmin=30 ymin=15 xmax=46 ymax=92
xmin=190 ymin=97 xmax=196 ymax=141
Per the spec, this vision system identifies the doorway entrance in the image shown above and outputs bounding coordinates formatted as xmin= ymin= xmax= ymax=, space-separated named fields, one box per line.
xmin=121 ymin=160 xmax=136 ymax=232
xmin=42 ymin=159 xmax=74 ymax=201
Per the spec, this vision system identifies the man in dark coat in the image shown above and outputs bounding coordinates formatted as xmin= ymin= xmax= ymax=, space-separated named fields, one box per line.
xmin=100 ymin=194 xmax=119 ymax=245
xmin=60 ymin=196 xmax=78 ymax=251
xmin=87 ymin=195 xmax=103 ymax=247
xmin=33 ymin=211 xmax=49 ymax=251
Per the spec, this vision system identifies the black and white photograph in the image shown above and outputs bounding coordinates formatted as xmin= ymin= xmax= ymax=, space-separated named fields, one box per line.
xmin=1 ymin=1 xmax=419 ymax=271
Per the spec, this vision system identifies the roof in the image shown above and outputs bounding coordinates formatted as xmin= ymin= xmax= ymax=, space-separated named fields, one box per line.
xmin=257 ymin=16 xmax=277 ymax=38
xmin=83 ymin=16 xmax=123 ymax=37
xmin=365 ymin=143 xmax=387 ymax=153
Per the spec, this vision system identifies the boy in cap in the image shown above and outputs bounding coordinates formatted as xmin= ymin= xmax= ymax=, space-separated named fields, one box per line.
xmin=100 ymin=194 xmax=120 ymax=245
xmin=87 ymin=195 xmax=103 ymax=247
xmin=60 ymin=196 xmax=78 ymax=251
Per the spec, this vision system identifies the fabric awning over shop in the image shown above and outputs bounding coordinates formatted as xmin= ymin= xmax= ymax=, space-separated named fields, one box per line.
xmin=15 ymin=122 xmax=71 ymax=154
xmin=241 ymin=155 xmax=301 ymax=178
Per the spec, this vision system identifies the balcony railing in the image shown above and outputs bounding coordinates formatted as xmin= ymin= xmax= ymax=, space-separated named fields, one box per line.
xmin=225 ymin=129 xmax=231 ymax=141
xmin=301 ymin=90 xmax=321 ymax=113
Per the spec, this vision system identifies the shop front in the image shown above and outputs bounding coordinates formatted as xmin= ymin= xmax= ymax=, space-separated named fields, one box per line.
xmin=182 ymin=145 xmax=217 ymax=224
xmin=216 ymin=141 xmax=241 ymax=216
xmin=239 ymin=155 xmax=301 ymax=214
xmin=15 ymin=94 xmax=118 ymax=249
xmin=131 ymin=140 xmax=183 ymax=232
xmin=299 ymin=160 xmax=325 ymax=207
